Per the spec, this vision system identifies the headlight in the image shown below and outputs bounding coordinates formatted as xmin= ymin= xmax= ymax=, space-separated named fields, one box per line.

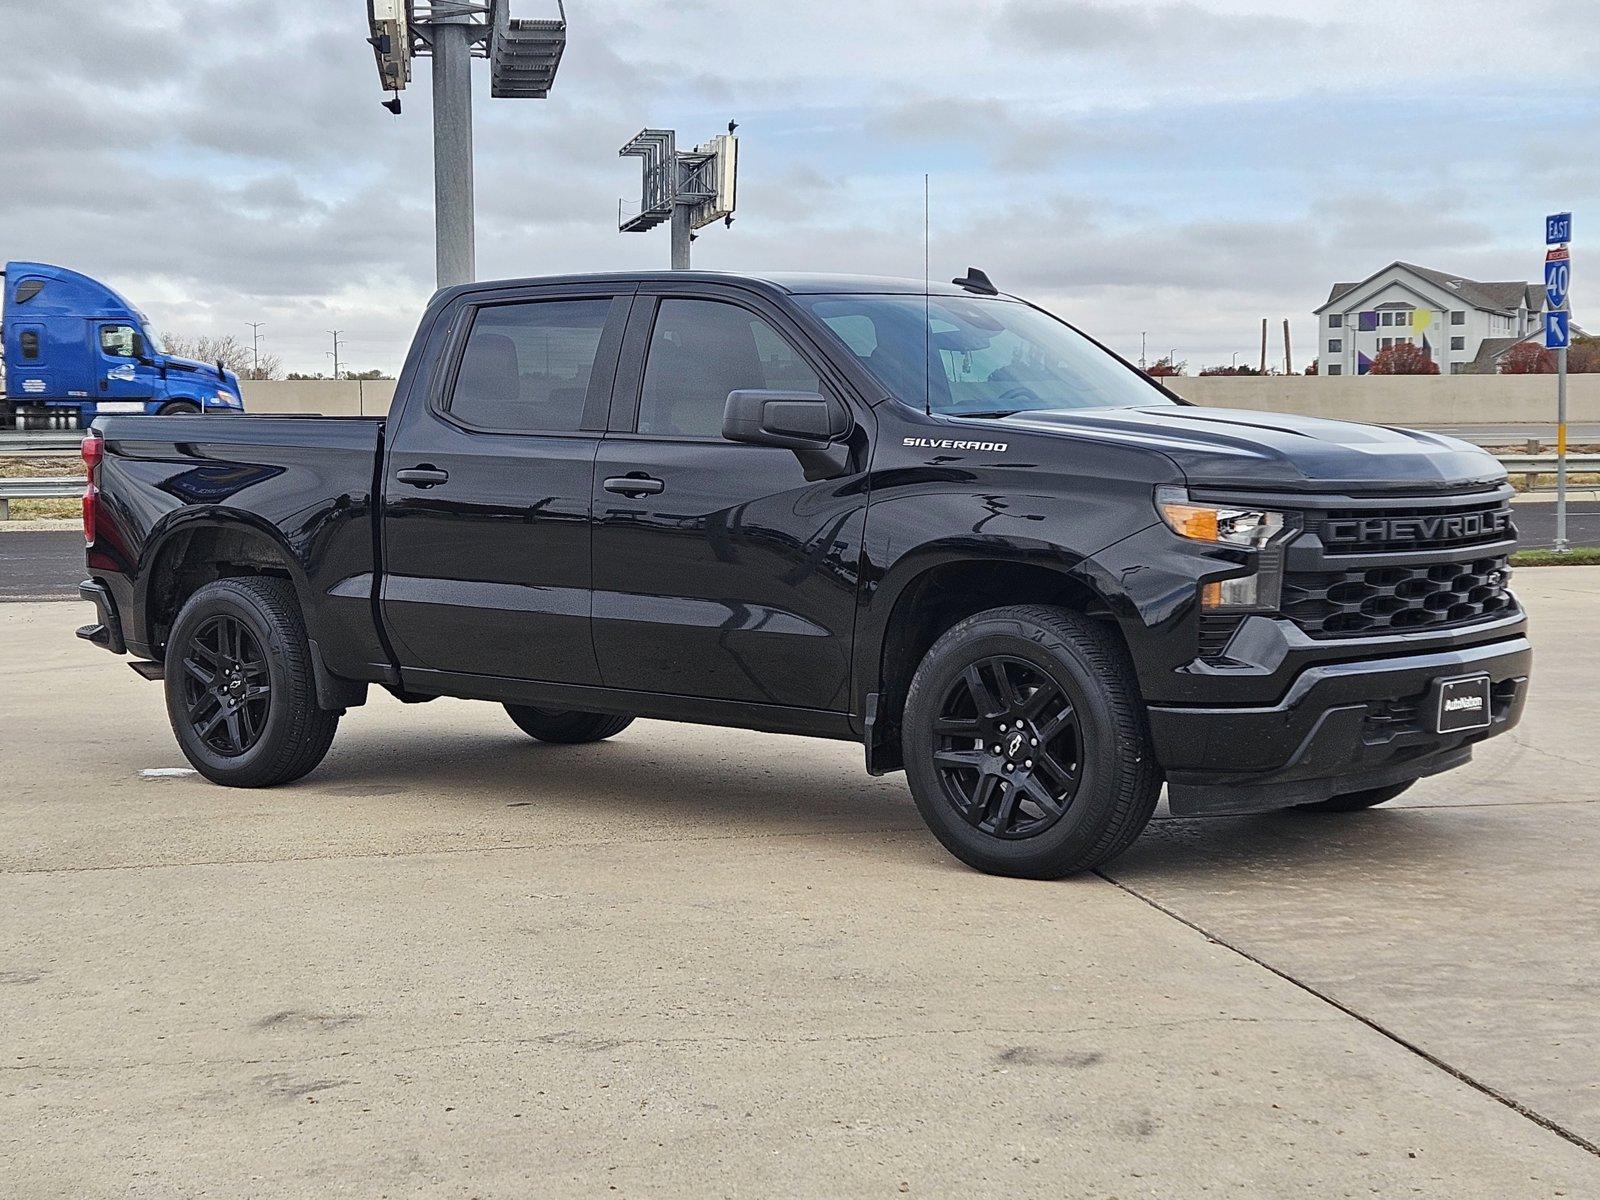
xmin=1155 ymin=485 xmax=1285 ymax=547
xmin=1155 ymin=486 xmax=1293 ymax=613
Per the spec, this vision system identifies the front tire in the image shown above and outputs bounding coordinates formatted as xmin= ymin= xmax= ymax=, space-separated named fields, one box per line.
xmin=1294 ymin=780 xmax=1414 ymax=813
xmin=504 ymin=705 xmax=634 ymax=744
xmin=164 ymin=577 xmax=339 ymax=786
xmin=158 ymin=400 xmax=201 ymax=415
xmin=902 ymin=605 xmax=1160 ymax=879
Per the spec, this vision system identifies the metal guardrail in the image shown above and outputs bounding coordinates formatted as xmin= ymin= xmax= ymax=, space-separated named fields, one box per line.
xmin=0 ymin=476 xmax=83 ymax=519
xmin=1495 ymin=454 xmax=1600 ymax=492
xmin=2 ymin=455 xmax=1597 ymax=519
xmin=0 ymin=432 xmax=83 ymax=455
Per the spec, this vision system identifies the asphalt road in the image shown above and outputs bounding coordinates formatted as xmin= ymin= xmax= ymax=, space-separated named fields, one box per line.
xmin=0 ymin=529 xmax=85 ymax=601
xmin=1424 ymin=422 xmax=1600 ymax=444
xmin=3 ymin=570 xmax=1598 ymax=1197
xmin=6 ymin=503 xmax=1599 ymax=606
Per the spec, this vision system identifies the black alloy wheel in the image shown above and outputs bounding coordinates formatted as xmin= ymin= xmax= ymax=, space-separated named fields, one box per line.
xmin=179 ymin=613 xmax=272 ymax=757
xmin=902 ymin=605 xmax=1160 ymax=879
xmin=932 ymin=655 xmax=1082 ymax=839
xmin=164 ymin=576 xmax=339 ymax=786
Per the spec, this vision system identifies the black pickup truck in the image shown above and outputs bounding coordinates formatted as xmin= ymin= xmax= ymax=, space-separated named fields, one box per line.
xmin=76 ymin=270 xmax=1530 ymax=878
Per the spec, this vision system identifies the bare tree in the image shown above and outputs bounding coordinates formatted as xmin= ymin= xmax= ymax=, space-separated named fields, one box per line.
xmin=161 ymin=332 xmax=282 ymax=380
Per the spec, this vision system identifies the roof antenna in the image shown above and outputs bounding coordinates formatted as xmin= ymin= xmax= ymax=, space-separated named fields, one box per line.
xmin=924 ymin=172 xmax=932 ymax=418
xmin=953 ymin=266 xmax=998 ymax=295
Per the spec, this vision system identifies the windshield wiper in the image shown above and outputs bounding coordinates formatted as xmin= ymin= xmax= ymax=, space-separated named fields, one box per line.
xmin=947 ymin=409 xmax=1021 ymax=419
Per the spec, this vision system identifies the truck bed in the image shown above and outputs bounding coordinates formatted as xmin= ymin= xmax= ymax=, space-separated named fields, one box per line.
xmin=88 ymin=413 xmax=387 ymax=679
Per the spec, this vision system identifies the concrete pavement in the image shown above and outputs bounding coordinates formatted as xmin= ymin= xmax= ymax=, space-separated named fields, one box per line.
xmin=2 ymin=573 xmax=1598 ymax=1198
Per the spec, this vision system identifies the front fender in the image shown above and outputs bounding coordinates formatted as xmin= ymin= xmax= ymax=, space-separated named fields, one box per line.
xmin=851 ymin=483 xmax=1151 ymax=723
xmin=1076 ymin=521 xmax=1254 ymax=704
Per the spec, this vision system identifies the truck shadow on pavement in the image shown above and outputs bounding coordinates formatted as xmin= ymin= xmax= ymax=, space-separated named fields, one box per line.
xmin=289 ymin=712 xmax=1473 ymax=882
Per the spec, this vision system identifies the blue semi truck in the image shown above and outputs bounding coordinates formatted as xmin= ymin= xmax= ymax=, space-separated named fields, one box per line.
xmin=1 ymin=262 xmax=244 ymax=428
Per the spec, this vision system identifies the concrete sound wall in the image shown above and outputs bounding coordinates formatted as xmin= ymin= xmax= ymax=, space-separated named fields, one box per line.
xmin=1161 ymin=374 xmax=1596 ymax=426
xmin=238 ymin=374 xmax=1593 ymax=427
xmin=239 ymin=379 xmax=396 ymax=416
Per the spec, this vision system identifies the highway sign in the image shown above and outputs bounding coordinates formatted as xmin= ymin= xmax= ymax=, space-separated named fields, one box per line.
xmin=1546 ymin=256 xmax=1571 ymax=310
xmin=1547 ymin=212 xmax=1572 ymax=245
xmin=1545 ymin=310 xmax=1571 ymax=350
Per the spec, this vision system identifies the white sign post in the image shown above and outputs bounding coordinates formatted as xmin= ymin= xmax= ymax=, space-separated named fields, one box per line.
xmin=1545 ymin=213 xmax=1573 ymax=553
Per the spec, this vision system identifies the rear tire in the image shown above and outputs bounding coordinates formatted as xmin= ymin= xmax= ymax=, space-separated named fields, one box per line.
xmin=1293 ymin=780 xmax=1414 ymax=813
xmin=158 ymin=400 xmax=201 ymax=415
xmin=504 ymin=705 xmax=634 ymax=744
xmin=901 ymin=604 xmax=1161 ymax=879
xmin=164 ymin=577 xmax=339 ymax=786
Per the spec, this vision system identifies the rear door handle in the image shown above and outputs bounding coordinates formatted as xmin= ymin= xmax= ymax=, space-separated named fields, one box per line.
xmin=603 ymin=475 xmax=665 ymax=496
xmin=396 ymin=466 xmax=449 ymax=488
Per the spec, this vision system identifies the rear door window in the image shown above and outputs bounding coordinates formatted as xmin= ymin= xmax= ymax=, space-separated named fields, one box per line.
xmin=447 ymin=298 xmax=613 ymax=432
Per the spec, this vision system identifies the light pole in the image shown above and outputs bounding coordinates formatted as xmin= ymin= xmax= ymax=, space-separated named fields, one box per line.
xmin=365 ymin=2 xmax=569 ymax=289
xmin=1140 ymin=331 xmax=1147 ymax=369
xmin=618 ymin=126 xmax=738 ymax=270
xmin=430 ymin=7 xmax=475 ymax=287
xmin=246 ymin=322 xmax=265 ymax=379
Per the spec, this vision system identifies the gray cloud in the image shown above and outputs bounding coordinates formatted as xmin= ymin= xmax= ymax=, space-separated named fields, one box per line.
xmin=993 ymin=0 xmax=1319 ymax=56
xmin=0 ymin=0 xmax=1589 ymax=374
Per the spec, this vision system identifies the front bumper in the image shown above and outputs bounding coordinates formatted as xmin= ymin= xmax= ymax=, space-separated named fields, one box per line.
xmin=1149 ymin=631 xmax=1530 ymax=815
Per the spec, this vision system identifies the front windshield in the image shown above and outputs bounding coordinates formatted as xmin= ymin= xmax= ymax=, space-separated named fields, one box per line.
xmin=795 ymin=293 xmax=1174 ymax=416
xmin=133 ymin=317 xmax=161 ymax=355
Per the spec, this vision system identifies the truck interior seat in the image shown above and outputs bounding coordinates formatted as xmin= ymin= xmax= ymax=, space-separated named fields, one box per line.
xmin=642 ymin=318 xmax=764 ymax=438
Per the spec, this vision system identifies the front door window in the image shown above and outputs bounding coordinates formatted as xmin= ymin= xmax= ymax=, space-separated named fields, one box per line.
xmin=99 ymin=324 xmax=138 ymax=358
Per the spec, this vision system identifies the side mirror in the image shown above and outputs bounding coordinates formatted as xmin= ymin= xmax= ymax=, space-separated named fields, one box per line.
xmin=131 ymin=333 xmax=149 ymax=361
xmin=722 ymin=389 xmax=850 ymax=451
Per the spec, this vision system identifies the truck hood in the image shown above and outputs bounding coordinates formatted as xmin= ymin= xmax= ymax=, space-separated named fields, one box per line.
xmin=999 ymin=405 xmax=1505 ymax=494
xmin=163 ymin=355 xmax=242 ymax=393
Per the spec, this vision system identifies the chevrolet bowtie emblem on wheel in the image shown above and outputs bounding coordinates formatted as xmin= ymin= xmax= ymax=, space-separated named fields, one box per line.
xmin=1007 ymin=732 xmax=1025 ymax=758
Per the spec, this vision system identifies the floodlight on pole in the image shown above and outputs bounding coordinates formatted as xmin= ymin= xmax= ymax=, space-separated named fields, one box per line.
xmin=366 ymin=0 xmax=568 ymax=289
xmin=619 ymin=124 xmax=739 ymax=270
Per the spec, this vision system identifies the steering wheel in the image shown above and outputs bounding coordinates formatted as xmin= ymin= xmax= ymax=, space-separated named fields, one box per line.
xmin=993 ymin=385 xmax=1041 ymax=407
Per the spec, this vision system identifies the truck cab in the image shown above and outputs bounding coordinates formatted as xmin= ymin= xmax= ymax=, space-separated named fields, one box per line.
xmin=2 ymin=261 xmax=244 ymax=427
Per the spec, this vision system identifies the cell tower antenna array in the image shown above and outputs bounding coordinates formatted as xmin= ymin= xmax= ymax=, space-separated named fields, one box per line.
xmin=366 ymin=0 xmax=568 ymax=288
xmin=619 ymin=122 xmax=739 ymax=270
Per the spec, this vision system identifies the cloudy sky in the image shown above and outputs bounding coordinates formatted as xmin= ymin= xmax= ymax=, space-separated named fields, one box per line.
xmin=4 ymin=0 xmax=1596 ymax=376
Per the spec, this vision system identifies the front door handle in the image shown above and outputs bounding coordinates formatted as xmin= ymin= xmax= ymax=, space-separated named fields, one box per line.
xmin=603 ymin=475 xmax=665 ymax=497
xmin=396 ymin=466 xmax=449 ymax=488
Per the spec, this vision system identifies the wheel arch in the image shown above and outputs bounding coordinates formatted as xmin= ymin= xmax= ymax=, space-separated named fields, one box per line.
xmin=138 ymin=509 xmax=319 ymax=655
xmin=139 ymin=510 xmax=364 ymax=710
xmin=858 ymin=542 xmax=1132 ymax=774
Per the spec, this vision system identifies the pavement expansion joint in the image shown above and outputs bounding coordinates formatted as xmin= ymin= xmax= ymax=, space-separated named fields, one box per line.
xmin=1095 ymin=868 xmax=1600 ymax=1162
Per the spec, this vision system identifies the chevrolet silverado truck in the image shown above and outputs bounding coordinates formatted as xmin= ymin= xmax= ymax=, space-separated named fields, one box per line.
xmin=75 ymin=270 xmax=1530 ymax=878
